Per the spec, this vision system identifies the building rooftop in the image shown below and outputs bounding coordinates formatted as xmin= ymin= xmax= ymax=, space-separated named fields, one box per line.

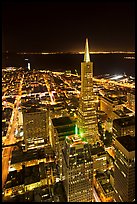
xmin=5 ymin=169 xmax=24 ymax=188
xmin=11 ymin=147 xmax=49 ymax=164
xmin=23 ymin=106 xmax=46 ymax=113
xmin=50 ymin=102 xmax=65 ymax=109
xmin=62 ymin=142 xmax=106 ymax=167
xmin=113 ymin=109 xmax=127 ymax=117
xmin=39 ymin=162 xmax=46 ymax=179
xmin=56 ymin=125 xmax=75 ymax=135
xmin=113 ymin=107 xmax=133 ymax=117
xmin=52 ymin=116 xmax=73 ymax=127
xmin=123 ymin=107 xmax=133 ymax=114
xmin=24 ymin=165 xmax=40 ymax=185
xmin=91 ymin=146 xmax=106 ymax=156
xmin=116 ymin=135 xmax=135 ymax=152
xmin=101 ymin=181 xmax=114 ymax=195
xmin=95 ymin=171 xmax=114 ymax=195
xmin=3 ymin=185 xmax=52 ymax=202
xmin=113 ymin=115 xmax=135 ymax=127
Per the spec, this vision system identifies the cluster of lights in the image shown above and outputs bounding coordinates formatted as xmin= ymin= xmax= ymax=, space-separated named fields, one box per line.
xmin=17 ymin=51 xmax=135 ymax=55
xmin=110 ymin=75 xmax=123 ymax=80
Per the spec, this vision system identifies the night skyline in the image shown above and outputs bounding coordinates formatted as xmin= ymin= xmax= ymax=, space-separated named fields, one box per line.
xmin=2 ymin=38 xmax=135 ymax=202
xmin=2 ymin=1 xmax=135 ymax=53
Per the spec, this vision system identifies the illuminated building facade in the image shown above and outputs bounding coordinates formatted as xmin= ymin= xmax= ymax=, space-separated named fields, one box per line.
xmin=113 ymin=115 xmax=135 ymax=140
xmin=126 ymin=90 xmax=135 ymax=112
xmin=28 ymin=62 xmax=31 ymax=70
xmin=18 ymin=109 xmax=23 ymax=127
xmin=100 ymin=95 xmax=124 ymax=120
xmin=92 ymin=148 xmax=108 ymax=172
xmin=114 ymin=135 xmax=135 ymax=202
xmin=51 ymin=116 xmax=75 ymax=179
xmin=4 ymin=163 xmax=54 ymax=202
xmin=62 ymin=136 xmax=93 ymax=202
xmin=94 ymin=171 xmax=114 ymax=202
xmin=77 ymin=38 xmax=99 ymax=144
xmin=23 ymin=107 xmax=49 ymax=150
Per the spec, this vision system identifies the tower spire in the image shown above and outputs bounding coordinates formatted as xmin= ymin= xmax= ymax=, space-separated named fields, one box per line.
xmin=84 ymin=38 xmax=90 ymax=62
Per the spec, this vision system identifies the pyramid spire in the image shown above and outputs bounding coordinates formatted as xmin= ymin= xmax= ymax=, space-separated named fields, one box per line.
xmin=84 ymin=38 xmax=90 ymax=62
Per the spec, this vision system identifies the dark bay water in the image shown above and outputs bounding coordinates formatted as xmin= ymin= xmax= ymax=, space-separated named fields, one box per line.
xmin=2 ymin=52 xmax=135 ymax=76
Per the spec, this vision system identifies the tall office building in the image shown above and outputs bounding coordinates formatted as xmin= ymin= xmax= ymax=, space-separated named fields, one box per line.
xmin=62 ymin=135 xmax=93 ymax=202
xmin=77 ymin=38 xmax=99 ymax=144
xmin=113 ymin=115 xmax=135 ymax=140
xmin=114 ymin=135 xmax=135 ymax=202
xmin=23 ymin=107 xmax=49 ymax=150
xmin=126 ymin=90 xmax=135 ymax=112
xmin=51 ymin=116 xmax=75 ymax=179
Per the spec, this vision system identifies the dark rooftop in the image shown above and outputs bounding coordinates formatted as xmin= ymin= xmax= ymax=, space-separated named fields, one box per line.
xmin=5 ymin=169 xmax=24 ymax=188
xmin=56 ymin=125 xmax=75 ymax=135
xmin=116 ymin=135 xmax=135 ymax=152
xmin=50 ymin=103 xmax=65 ymax=108
xmin=113 ymin=116 xmax=135 ymax=127
xmin=113 ymin=107 xmax=133 ymax=117
xmin=52 ymin=116 xmax=73 ymax=127
xmin=24 ymin=165 xmax=40 ymax=185
xmin=113 ymin=109 xmax=126 ymax=117
xmin=3 ymin=185 xmax=52 ymax=202
xmin=123 ymin=107 xmax=133 ymax=113
xmin=23 ymin=106 xmax=46 ymax=113
xmin=11 ymin=148 xmax=49 ymax=164
xmin=91 ymin=146 xmax=106 ymax=156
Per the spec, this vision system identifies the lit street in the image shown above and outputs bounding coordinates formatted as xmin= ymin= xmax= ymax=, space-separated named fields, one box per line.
xmin=2 ymin=1 xmax=135 ymax=202
xmin=2 ymin=75 xmax=24 ymax=189
xmin=105 ymin=146 xmax=115 ymax=158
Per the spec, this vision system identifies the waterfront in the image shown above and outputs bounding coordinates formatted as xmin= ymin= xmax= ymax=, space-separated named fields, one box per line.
xmin=2 ymin=52 xmax=135 ymax=76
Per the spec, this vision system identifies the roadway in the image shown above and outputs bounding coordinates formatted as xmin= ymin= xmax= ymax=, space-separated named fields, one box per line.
xmin=2 ymin=75 xmax=24 ymax=189
xmin=93 ymin=186 xmax=101 ymax=202
xmin=2 ymin=101 xmax=14 ymax=109
xmin=43 ymin=76 xmax=56 ymax=105
xmin=54 ymin=72 xmax=135 ymax=89
xmin=93 ymin=77 xmax=135 ymax=89
xmin=105 ymin=146 xmax=115 ymax=159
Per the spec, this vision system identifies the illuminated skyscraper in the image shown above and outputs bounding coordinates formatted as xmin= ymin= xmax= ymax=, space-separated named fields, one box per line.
xmin=62 ymin=135 xmax=93 ymax=202
xmin=28 ymin=62 xmax=31 ymax=70
xmin=23 ymin=107 xmax=49 ymax=150
xmin=51 ymin=116 xmax=75 ymax=180
xmin=77 ymin=38 xmax=99 ymax=144
xmin=114 ymin=135 xmax=135 ymax=202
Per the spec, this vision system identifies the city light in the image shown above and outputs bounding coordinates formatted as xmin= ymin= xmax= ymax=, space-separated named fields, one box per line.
xmin=110 ymin=75 xmax=123 ymax=80
xmin=75 ymin=124 xmax=78 ymax=135
xmin=2 ymin=38 xmax=135 ymax=203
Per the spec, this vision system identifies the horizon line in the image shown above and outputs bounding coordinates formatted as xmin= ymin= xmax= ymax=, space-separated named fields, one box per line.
xmin=13 ymin=51 xmax=135 ymax=55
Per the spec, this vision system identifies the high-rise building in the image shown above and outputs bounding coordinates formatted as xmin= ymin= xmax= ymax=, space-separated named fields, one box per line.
xmin=113 ymin=115 xmax=135 ymax=140
xmin=94 ymin=170 xmax=114 ymax=202
xmin=51 ymin=116 xmax=75 ymax=179
xmin=114 ymin=135 xmax=135 ymax=202
xmin=23 ymin=107 xmax=49 ymax=150
xmin=100 ymin=95 xmax=125 ymax=119
xmin=62 ymin=135 xmax=93 ymax=202
xmin=28 ymin=62 xmax=31 ymax=71
xmin=126 ymin=90 xmax=135 ymax=112
xmin=77 ymin=38 xmax=99 ymax=144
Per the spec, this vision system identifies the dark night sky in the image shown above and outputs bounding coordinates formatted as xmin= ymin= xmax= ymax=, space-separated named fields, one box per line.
xmin=2 ymin=1 xmax=135 ymax=52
